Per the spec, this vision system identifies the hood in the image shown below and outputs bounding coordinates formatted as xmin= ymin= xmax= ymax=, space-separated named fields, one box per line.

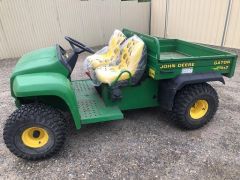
xmin=11 ymin=46 xmax=68 ymax=78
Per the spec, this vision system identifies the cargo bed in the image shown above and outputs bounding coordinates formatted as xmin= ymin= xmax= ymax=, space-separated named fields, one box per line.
xmin=123 ymin=29 xmax=238 ymax=80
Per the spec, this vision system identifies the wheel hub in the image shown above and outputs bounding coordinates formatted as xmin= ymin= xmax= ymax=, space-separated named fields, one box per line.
xmin=32 ymin=130 xmax=40 ymax=138
xmin=21 ymin=127 xmax=49 ymax=148
xmin=190 ymin=100 xmax=208 ymax=120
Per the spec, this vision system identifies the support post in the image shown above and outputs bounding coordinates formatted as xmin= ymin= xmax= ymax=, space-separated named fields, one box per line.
xmin=164 ymin=0 xmax=169 ymax=38
xmin=221 ymin=0 xmax=232 ymax=46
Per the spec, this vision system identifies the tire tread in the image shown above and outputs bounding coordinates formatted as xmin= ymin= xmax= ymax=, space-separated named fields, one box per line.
xmin=3 ymin=103 xmax=67 ymax=160
xmin=172 ymin=83 xmax=219 ymax=129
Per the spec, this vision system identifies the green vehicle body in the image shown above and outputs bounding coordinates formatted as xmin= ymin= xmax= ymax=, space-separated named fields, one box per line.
xmin=10 ymin=46 xmax=81 ymax=128
xmin=10 ymin=29 xmax=238 ymax=130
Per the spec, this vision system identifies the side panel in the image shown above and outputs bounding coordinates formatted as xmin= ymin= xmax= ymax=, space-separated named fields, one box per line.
xmin=152 ymin=57 xmax=237 ymax=80
xmin=12 ymin=73 xmax=81 ymax=129
xmin=101 ymin=78 xmax=159 ymax=110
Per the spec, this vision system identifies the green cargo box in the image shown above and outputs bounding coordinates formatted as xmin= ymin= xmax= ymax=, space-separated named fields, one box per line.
xmin=123 ymin=29 xmax=238 ymax=80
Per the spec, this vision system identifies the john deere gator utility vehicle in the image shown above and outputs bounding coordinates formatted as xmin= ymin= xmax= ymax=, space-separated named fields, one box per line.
xmin=3 ymin=29 xmax=237 ymax=160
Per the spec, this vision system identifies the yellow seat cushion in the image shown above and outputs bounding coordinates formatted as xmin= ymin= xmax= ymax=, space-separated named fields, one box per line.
xmin=95 ymin=35 xmax=145 ymax=85
xmin=95 ymin=66 xmax=131 ymax=84
xmin=86 ymin=30 xmax=126 ymax=70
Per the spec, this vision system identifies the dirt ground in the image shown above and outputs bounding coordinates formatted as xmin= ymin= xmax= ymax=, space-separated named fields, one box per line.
xmin=0 ymin=48 xmax=239 ymax=179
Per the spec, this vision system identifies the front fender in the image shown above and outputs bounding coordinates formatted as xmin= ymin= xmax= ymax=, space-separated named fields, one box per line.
xmin=12 ymin=73 xmax=81 ymax=129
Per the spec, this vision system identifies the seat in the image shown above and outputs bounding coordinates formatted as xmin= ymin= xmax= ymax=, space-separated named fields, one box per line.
xmin=84 ymin=30 xmax=126 ymax=70
xmin=95 ymin=35 xmax=146 ymax=85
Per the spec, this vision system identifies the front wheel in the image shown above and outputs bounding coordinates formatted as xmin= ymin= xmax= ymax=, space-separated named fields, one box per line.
xmin=3 ymin=103 xmax=67 ymax=160
xmin=172 ymin=83 xmax=219 ymax=130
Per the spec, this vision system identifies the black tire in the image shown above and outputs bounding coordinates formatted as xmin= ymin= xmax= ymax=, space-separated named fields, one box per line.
xmin=3 ymin=103 xmax=67 ymax=160
xmin=172 ymin=83 xmax=218 ymax=130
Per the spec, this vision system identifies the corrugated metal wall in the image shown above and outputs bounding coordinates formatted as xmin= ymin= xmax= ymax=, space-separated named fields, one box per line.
xmin=0 ymin=0 xmax=150 ymax=59
xmin=151 ymin=0 xmax=166 ymax=37
xmin=151 ymin=0 xmax=240 ymax=49
xmin=224 ymin=0 xmax=240 ymax=48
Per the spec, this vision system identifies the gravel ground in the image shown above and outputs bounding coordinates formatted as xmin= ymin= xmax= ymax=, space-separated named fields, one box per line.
xmin=0 ymin=48 xmax=240 ymax=179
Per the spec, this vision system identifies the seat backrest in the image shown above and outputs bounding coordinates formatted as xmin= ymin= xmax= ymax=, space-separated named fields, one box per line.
xmin=118 ymin=35 xmax=146 ymax=76
xmin=108 ymin=30 xmax=126 ymax=49
xmin=84 ymin=30 xmax=127 ymax=70
xmin=107 ymin=30 xmax=126 ymax=56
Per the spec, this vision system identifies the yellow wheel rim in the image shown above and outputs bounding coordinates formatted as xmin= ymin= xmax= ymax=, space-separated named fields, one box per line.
xmin=190 ymin=100 xmax=209 ymax=120
xmin=21 ymin=127 xmax=49 ymax=148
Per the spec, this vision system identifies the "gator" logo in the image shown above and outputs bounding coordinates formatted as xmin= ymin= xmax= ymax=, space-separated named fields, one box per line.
xmin=213 ymin=60 xmax=230 ymax=65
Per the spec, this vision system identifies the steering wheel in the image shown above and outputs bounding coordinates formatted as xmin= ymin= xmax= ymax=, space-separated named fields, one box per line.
xmin=65 ymin=36 xmax=95 ymax=54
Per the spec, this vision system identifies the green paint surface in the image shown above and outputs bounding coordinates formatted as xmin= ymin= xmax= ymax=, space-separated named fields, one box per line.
xmin=11 ymin=46 xmax=68 ymax=79
xmin=101 ymin=78 xmax=159 ymax=110
xmin=72 ymin=80 xmax=123 ymax=124
xmin=12 ymin=73 xmax=81 ymax=129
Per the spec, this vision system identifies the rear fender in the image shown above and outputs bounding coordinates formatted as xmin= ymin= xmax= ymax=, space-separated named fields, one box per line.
xmin=158 ymin=72 xmax=225 ymax=110
xmin=12 ymin=73 xmax=81 ymax=129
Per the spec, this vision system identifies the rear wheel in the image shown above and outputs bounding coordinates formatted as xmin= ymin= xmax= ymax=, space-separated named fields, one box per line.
xmin=172 ymin=83 xmax=218 ymax=129
xmin=3 ymin=103 xmax=67 ymax=160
